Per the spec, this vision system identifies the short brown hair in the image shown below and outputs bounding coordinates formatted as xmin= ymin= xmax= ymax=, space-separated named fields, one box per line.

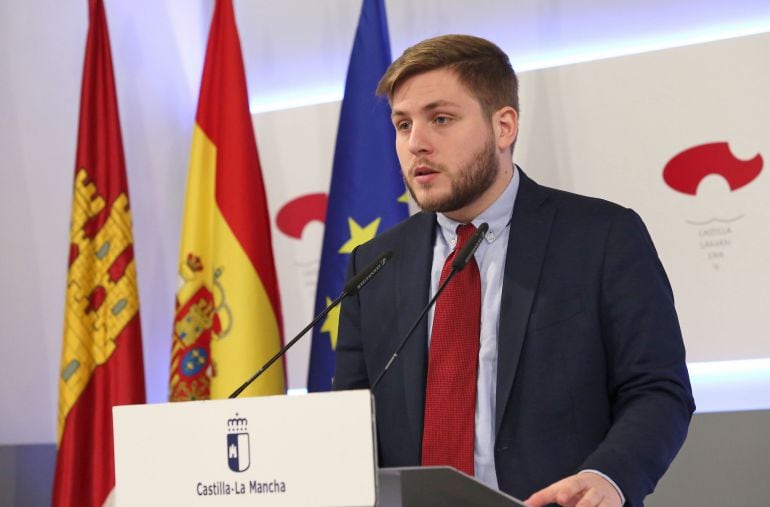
xmin=376 ymin=34 xmax=519 ymax=116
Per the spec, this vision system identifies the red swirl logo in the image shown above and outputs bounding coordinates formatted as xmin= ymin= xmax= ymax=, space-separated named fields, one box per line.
xmin=275 ymin=193 xmax=328 ymax=239
xmin=663 ymin=142 xmax=762 ymax=195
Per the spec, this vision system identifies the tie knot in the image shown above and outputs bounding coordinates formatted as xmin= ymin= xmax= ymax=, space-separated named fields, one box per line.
xmin=455 ymin=224 xmax=477 ymax=251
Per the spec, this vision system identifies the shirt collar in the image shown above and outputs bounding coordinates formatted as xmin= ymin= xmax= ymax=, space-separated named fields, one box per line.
xmin=436 ymin=166 xmax=520 ymax=247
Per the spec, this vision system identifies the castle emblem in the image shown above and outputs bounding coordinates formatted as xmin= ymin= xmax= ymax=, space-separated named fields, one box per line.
xmin=226 ymin=413 xmax=250 ymax=472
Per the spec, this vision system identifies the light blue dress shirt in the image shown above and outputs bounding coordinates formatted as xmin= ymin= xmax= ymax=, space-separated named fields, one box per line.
xmin=428 ymin=168 xmax=520 ymax=489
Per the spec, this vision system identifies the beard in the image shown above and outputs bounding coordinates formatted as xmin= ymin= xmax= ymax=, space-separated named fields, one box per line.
xmin=405 ymin=133 xmax=498 ymax=214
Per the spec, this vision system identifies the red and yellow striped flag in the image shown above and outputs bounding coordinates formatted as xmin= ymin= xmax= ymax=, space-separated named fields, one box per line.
xmin=169 ymin=0 xmax=285 ymax=401
xmin=53 ymin=0 xmax=146 ymax=505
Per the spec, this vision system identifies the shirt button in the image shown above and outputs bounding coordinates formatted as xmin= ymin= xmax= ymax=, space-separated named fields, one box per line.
xmin=486 ymin=232 xmax=495 ymax=241
xmin=450 ymin=238 xmax=457 ymax=247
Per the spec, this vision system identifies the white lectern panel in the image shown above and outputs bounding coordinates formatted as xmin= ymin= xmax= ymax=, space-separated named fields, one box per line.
xmin=113 ymin=390 xmax=376 ymax=506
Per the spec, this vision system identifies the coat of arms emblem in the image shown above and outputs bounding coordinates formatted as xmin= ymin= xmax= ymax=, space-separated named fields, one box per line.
xmin=227 ymin=413 xmax=250 ymax=472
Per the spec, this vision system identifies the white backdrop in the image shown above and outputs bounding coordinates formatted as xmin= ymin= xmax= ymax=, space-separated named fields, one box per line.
xmin=514 ymin=33 xmax=770 ymax=362
xmin=260 ymin=32 xmax=770 ymax=405
xmin=2 ymin=0 xmax=770 ymax=446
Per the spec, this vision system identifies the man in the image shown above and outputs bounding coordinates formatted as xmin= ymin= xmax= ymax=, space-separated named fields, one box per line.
xmin=333 ymin=34 xmax=694 ymax=507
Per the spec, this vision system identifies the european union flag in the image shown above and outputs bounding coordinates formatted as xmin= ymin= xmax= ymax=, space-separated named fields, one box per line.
xmin=307 ymin=0 xmax=408 ymax=391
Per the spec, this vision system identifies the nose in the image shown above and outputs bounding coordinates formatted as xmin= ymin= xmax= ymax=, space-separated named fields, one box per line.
xmin=407 ymin=122 xmax=432 ymax=156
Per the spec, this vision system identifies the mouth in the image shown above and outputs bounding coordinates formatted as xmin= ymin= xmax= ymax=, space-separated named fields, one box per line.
xmin=412 ymin=165 xmax=440 ymax=185
xmin=411 ymin=163 xmax=440 ymax=181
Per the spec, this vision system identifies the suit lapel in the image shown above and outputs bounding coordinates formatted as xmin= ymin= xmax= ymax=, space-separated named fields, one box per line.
xmin=395 ymin=212 xmax=436 ymax=451
xmin=496 ymin=170 xmax=555 ymax=436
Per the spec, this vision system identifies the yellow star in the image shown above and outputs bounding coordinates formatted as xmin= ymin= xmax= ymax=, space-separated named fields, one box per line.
xmin=398 ymin=190 xmax=411 ymax=204
xmin=320 ymin=296 xmax=341 ymax=350
xmin=338 ymin=217 xmax=381 ymax=254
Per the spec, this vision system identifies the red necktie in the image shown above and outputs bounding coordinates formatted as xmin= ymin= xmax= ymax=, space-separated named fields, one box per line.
xmin=421 ymin=224 xmax=481 ymax=476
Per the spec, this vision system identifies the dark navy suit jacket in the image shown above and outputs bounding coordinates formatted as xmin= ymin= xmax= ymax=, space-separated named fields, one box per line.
xmin=334 ymin=169 xmax=695 ymax=506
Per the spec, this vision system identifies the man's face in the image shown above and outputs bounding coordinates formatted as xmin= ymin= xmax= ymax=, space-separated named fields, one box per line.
xmin=390 ymin=68 xmax=506 ymax=222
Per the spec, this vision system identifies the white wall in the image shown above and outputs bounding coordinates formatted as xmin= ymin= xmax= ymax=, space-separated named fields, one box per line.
xmin=2 ymin=0 xmax=770 ymax=446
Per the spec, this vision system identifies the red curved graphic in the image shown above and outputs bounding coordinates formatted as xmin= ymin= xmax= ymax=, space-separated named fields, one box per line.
xmin=663 ymin=142 xmax=763 ymax=195
xmin=276 ymin=193 xmax=328 ymax=239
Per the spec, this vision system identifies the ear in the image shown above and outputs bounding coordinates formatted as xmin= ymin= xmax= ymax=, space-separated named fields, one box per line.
xmin=493 ymin=106 xmax=518 ymax=152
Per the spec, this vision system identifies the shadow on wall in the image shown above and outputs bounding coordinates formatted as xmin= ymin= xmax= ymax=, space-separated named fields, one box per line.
xmin=0 ymin=444 xmax=56 ymax=506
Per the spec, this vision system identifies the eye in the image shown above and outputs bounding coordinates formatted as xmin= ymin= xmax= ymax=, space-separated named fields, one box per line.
xmin=433 ymin=115 xmax=451 ymax=125
xmin=396 ymin=120 xmax=412 ymax=131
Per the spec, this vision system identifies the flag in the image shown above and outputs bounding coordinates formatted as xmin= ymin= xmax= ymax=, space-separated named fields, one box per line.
xmin=307 ymin=0 xmax=409 ymax=391
xmin=53 ymin=0 xmax=146 ymax=505
xmin=169 ymin=0 xmax=285 ymax=401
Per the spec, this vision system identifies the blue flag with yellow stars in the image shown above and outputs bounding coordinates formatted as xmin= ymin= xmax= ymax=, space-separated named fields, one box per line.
xmin=307 ymin=0 xmax=408 ymax=391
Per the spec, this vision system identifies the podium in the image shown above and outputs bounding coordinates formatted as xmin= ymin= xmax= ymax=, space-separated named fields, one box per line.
xmin=113 ymin=390 xmax=526 ymax=506
xmin=379 ymin=467 xmax=526 ymax=507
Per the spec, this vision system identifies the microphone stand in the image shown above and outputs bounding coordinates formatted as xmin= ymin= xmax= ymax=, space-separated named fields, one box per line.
xmin=228 ymin=250 xmax=393 ymax=399
xmin=371 ymin=223 xmax=489 ymax=391
xmin=229 ymin=291 xmax=346 ymax=399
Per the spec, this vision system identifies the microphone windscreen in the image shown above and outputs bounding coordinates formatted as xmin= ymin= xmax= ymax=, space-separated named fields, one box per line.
xmin=451 ymin=222 xmax=489 ymax=271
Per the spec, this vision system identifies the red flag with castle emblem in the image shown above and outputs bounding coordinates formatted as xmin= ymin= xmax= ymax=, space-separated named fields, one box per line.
xmin=53 ymin=0 xmax=146 ymax=505
xmin=169 ymin=0 xmax=285 ymax=401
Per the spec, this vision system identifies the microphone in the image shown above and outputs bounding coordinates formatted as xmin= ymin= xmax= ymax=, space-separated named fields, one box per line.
xmin=452 ymin=222 xmax=488 ymax=270
xmin=371 ymin=223 xmax=488 ymax=391
xmin=229 ymin=250 xmax=393 ymax=399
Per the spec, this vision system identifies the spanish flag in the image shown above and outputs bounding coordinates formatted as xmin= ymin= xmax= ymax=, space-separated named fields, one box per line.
xmin=169 ymin=0 xmax=285 ymax=401
xmin=53 ymin=0 xmax=146 ymax=505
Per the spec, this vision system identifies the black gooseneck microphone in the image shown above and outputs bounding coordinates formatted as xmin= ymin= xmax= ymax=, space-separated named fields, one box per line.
xmin=371 ymin=222 xmax=489 ymax=391
xmin=229 ymin=250 xmax=393 ymax=399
